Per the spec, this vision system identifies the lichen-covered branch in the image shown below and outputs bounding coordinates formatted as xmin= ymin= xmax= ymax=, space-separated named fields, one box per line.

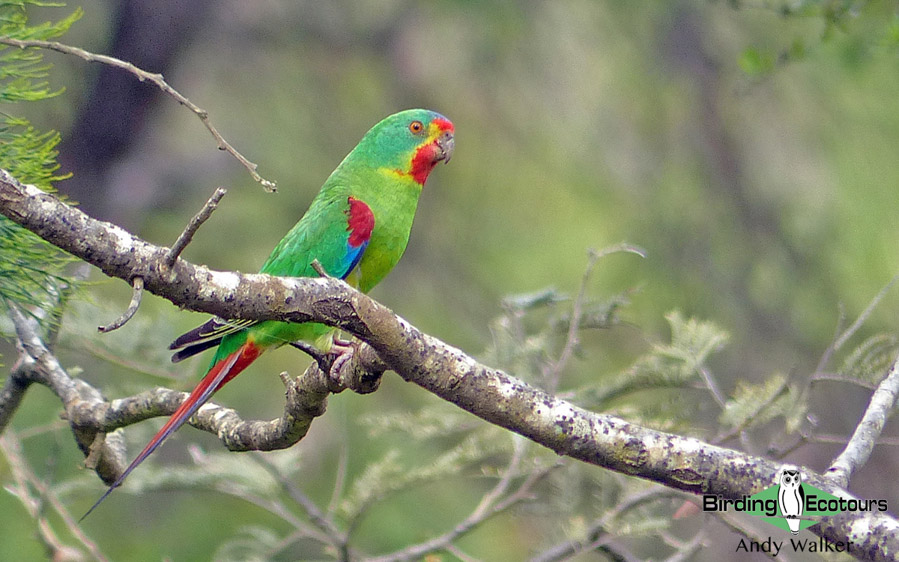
xmin=1 ymin=169 xmax=898 ymax=560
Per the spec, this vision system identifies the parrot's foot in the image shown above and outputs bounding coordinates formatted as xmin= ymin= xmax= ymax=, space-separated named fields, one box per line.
xmin=329 ymin=340 xmax=355 ymax=378
xmin=290 ymin=339 xmax=382 ymax=394
xmin=332 ymin=335 xmax=353 ymax=348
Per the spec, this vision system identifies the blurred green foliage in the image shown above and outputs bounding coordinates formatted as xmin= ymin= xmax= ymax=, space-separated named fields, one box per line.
xmin=0 ymin=2 xmax=78 ymax=320
xmin=2 ymin=0 xmax=899 ymax=560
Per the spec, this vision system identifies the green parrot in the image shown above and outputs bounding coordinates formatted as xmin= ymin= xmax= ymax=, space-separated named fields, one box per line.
xmin=83 ymin=109 xmax=454 ymax=517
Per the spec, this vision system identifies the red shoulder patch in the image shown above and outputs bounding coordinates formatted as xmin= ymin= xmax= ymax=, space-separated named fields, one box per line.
xmin=346 ymin=196 xmax=374 ymax=247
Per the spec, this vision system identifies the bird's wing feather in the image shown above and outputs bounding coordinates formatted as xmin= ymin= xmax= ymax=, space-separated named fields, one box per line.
xmin=169 ymin=194 xmax=373 ymax=361
xmin=261 ymin=194 xmax=373 ymax=280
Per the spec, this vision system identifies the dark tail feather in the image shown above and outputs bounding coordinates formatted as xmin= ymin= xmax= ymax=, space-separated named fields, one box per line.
xmin=171 ymin=337 xmax=223 ymax=363
xmin=169 ymin=318 xmax=223 ymax=350
xmin=170 ymin=317 xmax=254 ymax=351
xmin=80 ymin=348 xmax=246 ymax=521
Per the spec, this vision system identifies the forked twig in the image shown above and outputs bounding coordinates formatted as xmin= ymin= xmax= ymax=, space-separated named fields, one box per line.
xmin=544 ymin=244 xmax=645 ymax=390
xmin=98 ymin=186 xmax=226 ymax=332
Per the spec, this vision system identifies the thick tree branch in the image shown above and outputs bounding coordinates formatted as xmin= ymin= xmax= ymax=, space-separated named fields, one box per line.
xmin=6 ymin=305 xmax=126 ymax=484
xmin=1 ymin=170 xmax=898 ymax=560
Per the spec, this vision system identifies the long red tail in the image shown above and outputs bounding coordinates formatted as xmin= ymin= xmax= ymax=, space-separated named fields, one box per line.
xmin=80 ymin=342 xmax=262 ymax=520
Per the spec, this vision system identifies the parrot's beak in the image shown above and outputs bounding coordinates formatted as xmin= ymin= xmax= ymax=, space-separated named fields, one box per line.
xmin=435 ymin=130 xmax=454 ymax=164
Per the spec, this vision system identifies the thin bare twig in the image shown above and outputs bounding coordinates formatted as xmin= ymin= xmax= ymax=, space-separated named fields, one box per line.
xmin=166 ymin=187 xmax=228 ymax=266
xmin=97 ymin=276 xmax=143 ymax=333
xmin=661 ymin=531 xmax=705 ymax=562
xmin=833 ymin=272 xmax=899 ymax=352
xmin=310 ymin=258 xmax=330 ymax=278
xmin=809 ymin=372 xmax=877 ymax=390
xmin=458 ymin=436 xmax=530 ymax=526
xmin=699 ymin=363 xmax=754 ymax=453
xmin=367 ymin=437 xmax=558 ymax=562
xmin=76 ymin=337 xmax=180 ymax=380
xmin=812 ymin=305 xmax=847 ymax=377
xmin=252 ymin=452 xmax=348 ymax=551
xmin=543 ymin=250 xmax=600 ymax=391
xmin=0 ymin=37 xmax=276 ymax=192
xmin=544 ymin=244 xmax=645 ymax=391
xmin=813 ymin=433 xmax=899 ymax=447
xmin=327 ymin=437 xmax=350 ymax=517
xmin=444 ymin=544 xmax=479 ymax=562
xmin=698 ymin=365 xmax=727 ymax=409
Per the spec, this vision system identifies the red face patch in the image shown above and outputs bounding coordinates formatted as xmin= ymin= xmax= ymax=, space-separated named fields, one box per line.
xmin=404 ymin=116 xmax=454 ymax=185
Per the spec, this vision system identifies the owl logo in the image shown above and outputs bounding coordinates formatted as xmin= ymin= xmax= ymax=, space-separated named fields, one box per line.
xmin=778 ymin=469 xmax=804 ymax=534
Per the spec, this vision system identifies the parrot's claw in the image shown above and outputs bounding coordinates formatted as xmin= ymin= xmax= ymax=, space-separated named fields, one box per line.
xmin=329 ymin=344 xmax=355 ymax=383
xmin=290 ymin=338 xmax=382 ymax=395
xmin=332 ymin=335 xmax=353 ymax=349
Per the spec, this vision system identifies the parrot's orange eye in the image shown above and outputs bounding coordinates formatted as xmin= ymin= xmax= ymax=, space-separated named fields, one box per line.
xmin=409 ymin=120 xmax=424 ymax=133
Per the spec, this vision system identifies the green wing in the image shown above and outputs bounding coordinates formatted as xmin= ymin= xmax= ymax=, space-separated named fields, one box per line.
xmin=171 ymin=189 xmax=369 ymax=359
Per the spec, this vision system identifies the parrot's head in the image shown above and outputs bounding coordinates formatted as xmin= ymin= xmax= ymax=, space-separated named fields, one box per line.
xmin=361 ymin=109 xmax=455 ymax=185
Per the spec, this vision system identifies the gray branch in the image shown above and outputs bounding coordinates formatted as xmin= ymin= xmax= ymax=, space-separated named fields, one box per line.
xmin=1 ymin=169 xmax=898 ymax=560
xmin=827 ymin=353 xmax=899 ymax=487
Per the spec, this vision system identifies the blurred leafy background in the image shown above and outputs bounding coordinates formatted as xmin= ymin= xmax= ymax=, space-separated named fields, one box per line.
xmin=2 ymin=0 xmax=899 ymax=560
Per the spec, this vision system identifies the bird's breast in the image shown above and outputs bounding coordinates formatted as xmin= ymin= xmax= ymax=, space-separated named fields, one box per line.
xmin=353 ymin=183 xmax=420 ymax=293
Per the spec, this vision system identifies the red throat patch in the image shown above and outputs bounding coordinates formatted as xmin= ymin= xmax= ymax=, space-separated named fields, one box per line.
xmin=409 ymin=143 xmax=441 ymax=185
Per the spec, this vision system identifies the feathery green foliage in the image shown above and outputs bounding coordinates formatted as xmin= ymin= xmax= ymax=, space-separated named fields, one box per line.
xmin=739 ymin=0 xmax=899 ymax=77
xmin=719 ymin=373 xmax=803 ymax=434
xmin=839 ymin=333 xmax=899 ymax=385
xmin=0 ymin=2 xmax=79 ymax=321
xmin=573 ymin=312 xmax=729 ymax=416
